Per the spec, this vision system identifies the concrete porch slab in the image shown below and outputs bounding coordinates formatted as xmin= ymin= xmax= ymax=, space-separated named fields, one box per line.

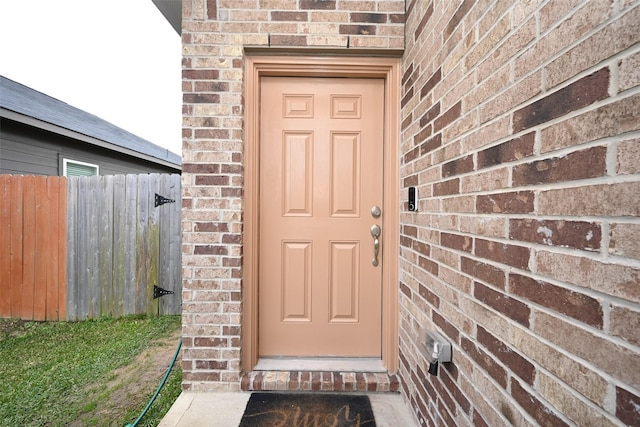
xmin=158 ymin=391 xmax=418 ymax=427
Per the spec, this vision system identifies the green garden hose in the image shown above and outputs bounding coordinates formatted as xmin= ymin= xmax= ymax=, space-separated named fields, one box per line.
xmin=124 ymin=336 xmax=182 ymax=427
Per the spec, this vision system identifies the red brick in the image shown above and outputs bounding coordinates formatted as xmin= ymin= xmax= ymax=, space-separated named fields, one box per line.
xmin=509 ymin=273 xmax=603 ymax=328
xmin=195 ymin=337 xmax=227 ymax=347
xmin=184 ymin=93 xmax=221 ymax=104
xmin=433 ymin=178 xmax=459 ymax=196
xmin=474 ymin=282 xmax=531 ymax=327
xmin=419 ymin=102 xmax=441 ymax=127
xmin=441 ymin=232 xmax=472 ymax=252
xmin=400 ymin=235 xmax=413 ymax=249
xmin=442 ymin=155 xmax=473 ymax=178
xmin=616 ymin=386 xmax=640 ymax=426
xmin=420 ymin=69 xmax=441 ymax=99
xmin=413 ymin=125 xmax=433 ymax=146
xmin=475 ymin=239 xmax=530 ymax=270
xmin=432 ymin=372 xmax=458 ymax=414
xmin=511 ymin=379 xmax=569 ymax=427
xmin=418 ymin=283 xmax=440 ymax=307
xmin=477 ymin=132 xmax=535 ymax=169
xmin=513 ymin=68 xmax=610 ymax=132
xmin=418 ymin=255 xmax=438 ymax=276
xmin=410 ymin=235 xmax=429 ymax=254
xmin=404 ymin=225 xmax=418 ymax=237
xmin=400 ymin=281 xmax=412 ymax=298
xmin=182 ymin=70 xmax=219 ymax=80
xmin=444 ymin=0 xmax=474 ymax=39
xmin=339 ymin=24 xmax=376 ymax=35
xmin=476 ymin=191 xmax=534 ymax=214
xmin=289 ymin=371 xmax=300 ymax=390
xmin=271 ymin=11 xmax=308 ymax=21
xmin=440 ymin=368 xmax=470 ymax=412
xmin=473 ymin=409 xmax=489 ymax=427
xmin=221 ymin=188 xmax=242 ymax=197
xmin=350 ymin=12 xmax=386 ymax=23
xmin=509 ymin=219 xmax=601 ymax=251
xmin=435 ymin=101 xmax=462 ymax=132
xmin=420 ymin=133 xmax=442 ymax=154
xmin=194 ymin=129 xmax=230 ymax=139
xmin=461 ymin=257 xmax=506 ymax=289
xmin=401 ymin=113 xmax=413 ymax=131
xmin=195 ymin=360 xmax=228 ymax=369
xmin=183 ymin=164 xmax=220 ymax=174
xmin=461 ymin=336 xmax=507 ymax=388
xmin=477 ymin=326 xmax=535 ymax=385
xmin=300 ymin=0 xmax=336 ymax=9
xmin=414 ymin=1 xmax=434 ymax=40
xmin=512 ymin=146 xmax=607 ymax=186
xmin=401 ymin=87 xmax=414 ymax=108
xmin=310 ymin=372 xmax=321 ymax=391
xmin=194 ymin=245 xmax=228 ymax=255
xmin=402 ymin=63 xmax=415 ymax=86
xmin=221 ymin=164 xmax=242 ymax=174
xmin=195 ymin=175 xmax=229 ymax=186
xmin=206 ymin=0 xmax=216 ymax=20
xmin=183 ymin=372 xmax=221 ymax=382
xmin=433 ymin=311 xmax=460 ymax=344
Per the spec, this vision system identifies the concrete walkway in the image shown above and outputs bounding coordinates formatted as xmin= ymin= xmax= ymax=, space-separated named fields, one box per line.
xmin=159 ymin=392 xmax=418 ymax=427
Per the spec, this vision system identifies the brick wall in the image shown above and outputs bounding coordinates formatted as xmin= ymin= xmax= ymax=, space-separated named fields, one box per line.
xmin=180 ymin=0 xmax=405 ymax=392
xmin=399 ymin=1 xmax=640 ymax=426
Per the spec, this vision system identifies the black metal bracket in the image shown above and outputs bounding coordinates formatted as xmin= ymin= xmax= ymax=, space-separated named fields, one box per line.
xmin=153 ymin=285 xmax=175 ymax=299
xmin=155 ymin=193 xmax=175 ymax=207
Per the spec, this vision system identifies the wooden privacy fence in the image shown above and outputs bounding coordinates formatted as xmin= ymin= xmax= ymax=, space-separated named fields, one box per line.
xmin=0 ymin=174 xmax=182 ymax=321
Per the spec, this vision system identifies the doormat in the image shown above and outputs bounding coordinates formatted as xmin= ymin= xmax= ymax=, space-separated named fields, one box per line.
xmin=239 ymin=392 xmax=376 ymax=426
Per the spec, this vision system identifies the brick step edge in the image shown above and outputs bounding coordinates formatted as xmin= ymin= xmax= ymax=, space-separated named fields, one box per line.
xmin=241 ymin=371 xmax=400 ymax=393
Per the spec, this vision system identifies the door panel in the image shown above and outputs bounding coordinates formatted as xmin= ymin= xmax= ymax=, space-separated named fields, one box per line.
xmin=259 ymin=77 xmax=384 ymax=357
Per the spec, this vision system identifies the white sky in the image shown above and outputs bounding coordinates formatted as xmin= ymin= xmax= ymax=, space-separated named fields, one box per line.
xmin=0 ymin=0 xmax=183 ymax=156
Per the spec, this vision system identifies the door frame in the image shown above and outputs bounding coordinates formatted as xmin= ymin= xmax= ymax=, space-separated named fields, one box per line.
xmin=243 ymin=54 xmax=401 ymax=373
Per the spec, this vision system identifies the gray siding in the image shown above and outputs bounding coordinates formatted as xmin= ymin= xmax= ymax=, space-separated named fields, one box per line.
xmin=0 ymin=119 xmax=180 ymax=176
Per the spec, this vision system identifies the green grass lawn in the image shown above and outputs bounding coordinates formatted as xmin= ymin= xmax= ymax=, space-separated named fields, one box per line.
xmin=0 ymin=315 xmax=182 ymax=427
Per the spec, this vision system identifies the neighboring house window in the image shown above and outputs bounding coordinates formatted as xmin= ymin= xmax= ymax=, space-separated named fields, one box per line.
xmin=63 ymin=159 xmax=99 ymax=177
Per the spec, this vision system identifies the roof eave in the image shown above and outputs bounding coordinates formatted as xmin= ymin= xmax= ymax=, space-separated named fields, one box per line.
xmin=152 ymin=0 xmax=182 ymax=35
xmin=2 ymin=108 xmax=182 ymax=171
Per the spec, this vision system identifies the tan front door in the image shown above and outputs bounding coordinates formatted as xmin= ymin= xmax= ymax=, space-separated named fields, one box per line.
xmin=259 ymin=77 xmax=385 ymax=357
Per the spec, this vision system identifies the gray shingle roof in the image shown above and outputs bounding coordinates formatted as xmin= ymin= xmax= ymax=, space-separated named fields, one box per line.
xmin=0 ymin=75 xmax=181 ymax=167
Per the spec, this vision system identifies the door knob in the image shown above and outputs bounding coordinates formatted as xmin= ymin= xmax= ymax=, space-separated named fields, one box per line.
xmin=370 ymin=224 xmax=381 ymax=266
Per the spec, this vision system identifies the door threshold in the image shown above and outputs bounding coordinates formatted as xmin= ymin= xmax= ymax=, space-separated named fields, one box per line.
xmin=254 ymin=357 xmax=386 ymax=372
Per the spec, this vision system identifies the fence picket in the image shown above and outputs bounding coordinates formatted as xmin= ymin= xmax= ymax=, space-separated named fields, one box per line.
xmin=21 ymin=176 xmax=36 ymax=320
xmin=112 ymin=174 xmax=126 ymax=317
xmin=124 ymin=175 xmax=138 ymax=315
xmin=1 ymin=174 xmax=181 ymax=321
xmin=45 ymin=178 xmax=59 ymax=320
xmin=55 ymin=177 xmax=67 ymax=320
xmin=167 ymin=174 xmax=182 ymax=314
xmin=147 ymin=174 xmax=161 ymax=316
xmin=99 ymin=175 xmax=114 ymax=316
xmin=9 ymin=176 xmax=24 ymax=318
xmin=0 ymin=176 xmax=11 ymax=317
xmin=33 ymin=177 xmax=49 ymax=321
xmin=66 ymin=177 xmax=78 ymax=320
